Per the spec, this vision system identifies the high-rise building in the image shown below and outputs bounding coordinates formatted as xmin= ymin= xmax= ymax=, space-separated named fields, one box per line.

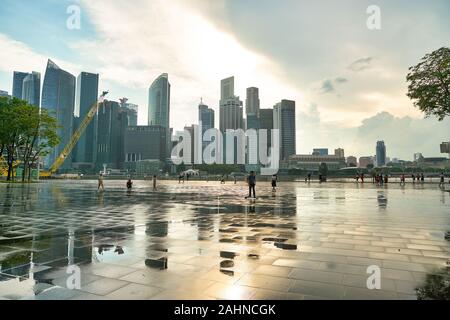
xmin=346 ymin=156 xmax=357 ymax=167
xmin=334 ymin=148 xmax=345 ymax=158
xmin=245 ymin=87 xmax=260 ymax=117
xmin=148 ymin=73 xmax=170 ymax=157
xmin=0 ymin=90 xmax=10 ymax=98
xmin=124 ymin=125 xmax=167 ymax=172
xmin=376 ymin=141 xmax=386 ymax=167
xmin=22 ymin=72 xmax=40 ymax=106
xmin=119 ymin=98 xmax=138 ymax=126
xmin=219 ymin=77 xmax=244 ymax=164
xmin=273 ymin=100 xmax=296 ymax=161
xmin=12 ymin=71 xmax=28 ymax=99
xmin=259 ymin=108 xmax=274 ymax=150
xmin=95 ymin=100 xmax=129 ymax=171
xmin=73 ymin=72 xmax=99 ymax=166
xmin=198 ymin=101 xmax=214 ymax=152
xmin=219 ymin=76 xmax=244 ymax=132
xmin=313 ymin=148 xmax=329 ymax=156
xmin=41 ymin=59 xmax=76 ymax=170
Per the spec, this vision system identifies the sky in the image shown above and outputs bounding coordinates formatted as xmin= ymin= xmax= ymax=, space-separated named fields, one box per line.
xmin=0 ymin=0 xmax=449 ymax=160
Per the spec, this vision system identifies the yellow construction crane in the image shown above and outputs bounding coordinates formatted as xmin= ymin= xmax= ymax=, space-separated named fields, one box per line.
xmin=40 ymin=91 xmax=109 ymax=177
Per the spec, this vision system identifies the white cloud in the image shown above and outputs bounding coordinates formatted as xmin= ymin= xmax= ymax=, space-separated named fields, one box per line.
xmin=0 ymin=33 xmax=80 ymax=80
xmin=76 ymin=0 xmax=304 ymax=128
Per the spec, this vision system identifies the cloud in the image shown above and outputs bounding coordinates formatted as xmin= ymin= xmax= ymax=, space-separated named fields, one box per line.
xmin=318 ymin=77 xmax=348 ymax=94
xmin=0 ymin=33 xmax=80 ymax=78
xmin=348 ymin=57 xmax=374 ymax=72
xmin=76 ymin=0 xmax=304 ymax=128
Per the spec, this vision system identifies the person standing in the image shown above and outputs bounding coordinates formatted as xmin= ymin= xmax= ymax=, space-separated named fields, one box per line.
xmin=307 ymin=173 xmax=311 ymax=182
xmin=126 ymin=178 xmax=133 ymax=191
xmin=152 ymin=175 xmax=157 ymax=190
xmin=246 ymin=171 xmax=256 ymax=199
xmin=98 ymin=173 xmax=105 ymax=191
xmin=439 ymin=172 xmax=445 ymax=188
xmin=271 ymin=174 xmax=277 ymax=192
xmin=400 ymin=174 xmax=405 ymax=185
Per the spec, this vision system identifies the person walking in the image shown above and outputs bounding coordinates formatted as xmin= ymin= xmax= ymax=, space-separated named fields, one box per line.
xmin=439 ymin=172 xmax=445 ymax=188
xmin=245 ymin=171 xmax=256 ymax=199
xmin=307 ymin=173 xmax=311 ymax=182
xmin=98 ymin=173 xmax=105 ymax=191
xmin=271 ymin=174 xmax=277 ymax=192
xmin=400 ymin=174 xmax=405 ymax=185
xmin=420 ymin=173 xmax=425 ymax=183
xmin=152 ymin=175 xmax=157 ymax=190
xmin=126 ymin=178 xmax=133 ymax=191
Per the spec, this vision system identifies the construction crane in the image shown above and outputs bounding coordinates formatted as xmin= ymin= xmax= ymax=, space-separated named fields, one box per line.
xmin=40 ymin=91 xmax=109 ymax=177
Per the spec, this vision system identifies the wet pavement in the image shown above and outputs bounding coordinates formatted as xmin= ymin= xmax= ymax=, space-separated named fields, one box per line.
xmin=0 ymin=180 xmax=449 ymax=300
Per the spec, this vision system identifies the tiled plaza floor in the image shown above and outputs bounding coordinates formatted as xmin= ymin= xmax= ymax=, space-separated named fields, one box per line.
xmin=0 ymin=180 xmax=449 ymax=300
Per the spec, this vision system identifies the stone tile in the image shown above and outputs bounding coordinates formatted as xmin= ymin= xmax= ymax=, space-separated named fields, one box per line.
xmin=105 ymin=283 xmax=162 ymax=300
xmin=80 ymin=278 xmax=129 ymax=296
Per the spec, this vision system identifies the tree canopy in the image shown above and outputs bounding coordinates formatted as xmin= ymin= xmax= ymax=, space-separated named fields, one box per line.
xmin=0 ymin=97 xmax=60 ymax=181
xmin=406 ymin=47 xmax=450 ymax=121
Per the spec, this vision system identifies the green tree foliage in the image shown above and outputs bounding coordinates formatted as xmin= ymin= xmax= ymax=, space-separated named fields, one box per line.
xmin=407 ymin=47 xmax=450 ymax=120
xmin=0 ymin=97 xmax=60 ymax=181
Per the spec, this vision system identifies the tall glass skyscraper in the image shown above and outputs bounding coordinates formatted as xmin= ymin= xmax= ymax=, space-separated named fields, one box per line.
xmin=274 ymin=100 xmax=296 ymax=161
xmin=376 ymin=140 xmax=386 ymax=167
xmin=12 ymin=71 xmax=28 ymax=99
xmin=22 ymin=72 xmax=41 ymax=106
xmin=41 ymin=59 xmax=76 ymax=170
xmin=73 ymin=72 xmax=99 ymax=166
xmin=148 ymin=73 xmax=170 ymax=157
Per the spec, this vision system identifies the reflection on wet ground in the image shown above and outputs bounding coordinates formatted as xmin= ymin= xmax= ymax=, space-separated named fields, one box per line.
xmin=0 ymin=180 xmax=449 ymax=300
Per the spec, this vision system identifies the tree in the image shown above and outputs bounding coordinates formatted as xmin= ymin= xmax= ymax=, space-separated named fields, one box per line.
xmin=0 ymin=97 xmax=60 ymax=181
xmin=406 ymin=47 xmax=450 ymax=120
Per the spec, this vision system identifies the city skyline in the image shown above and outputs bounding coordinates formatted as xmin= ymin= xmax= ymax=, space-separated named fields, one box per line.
xmin=0 ymin=0 xmax=449 ymax=160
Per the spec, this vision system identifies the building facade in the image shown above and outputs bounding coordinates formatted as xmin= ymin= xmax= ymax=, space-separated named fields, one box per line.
xmin=22 ymin=72 xmax=41 ymax=106
xmin=148 ymin=73 xmax=170 ymax=157
xmin=124 ymin=125 xmax=167 ymax=172
xmin=376 ymin=141 xmax=387 ymax=167
xmin=12 ymin=71 xmax=28 ymax=99
xmin=73 ymin=72 xmax=99 ymax=166
xmin=273 ymin=100 xmax=296 ymax=161
xmin=41 ymin=59 xmax=76 ymax=170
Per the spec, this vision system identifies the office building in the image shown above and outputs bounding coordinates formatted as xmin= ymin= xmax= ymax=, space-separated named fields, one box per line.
xmin=41 ymin=59 xmax=76 ymax=170
xmin=376 ymin=141 xmax=387 ymax=167
xmin=94 ymin=100 xmax=129 ymax=171
xmin=124 ymin=125 xmax=167 ymax=172
xmin=288 ymin=154 xmax=346 ymax=171
xmin=73 ymin=72 xmax=99 ymax=166
xmin=198 ymin=101 xmax=215 ymax=153
xmin=334 ymin=148 xmax=345 ymax=158
xmin=119 ymin=98 xmax=138 ymax=126
xmin=22 ymin=72 xmax=40 ymax=106
xmin=148 ymin=73 xmax=170 ymax=156
xmin=12 ymin=71 xmax=28 ymax=99
xmin=273 ymin=100 xmax=296 ymax=161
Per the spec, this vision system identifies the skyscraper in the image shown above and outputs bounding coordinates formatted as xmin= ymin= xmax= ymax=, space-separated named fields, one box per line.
xmin=12 ymin=71 xmax=28 ymax=99
xmin=259 ymin=108 xmax=274 ymax=150
xmin=245 ymin=87 xmax=260 ymax=117
xmin=119 ymin=98 xmax=138 ymax=126
xmin=219 ymin=77 xmax=244 ymax=164
xmin=376 ymin=141 xmax=386 ymax=167
xmin=95 ymin=100 xmax=129 ymax=170
xmin=73 ymin=72 xmax=99 ymax=167
xmin=41 ymin=59 xmax=76 ymax=170
xmin=219 ymin=76 xmax=244 ymax=132
xmin=198 ymin=101 xmax=214 ymax=153
xmin=22 ymin=72 xmax=41 ymax=106
xmin=148 ymin=73 xmax=170 ymax=157
xmin=273 ymin=100 xmax=296 ymax=161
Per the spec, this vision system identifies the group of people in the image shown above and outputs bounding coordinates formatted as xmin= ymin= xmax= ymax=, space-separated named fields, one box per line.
xmin=97 ymin=173 xmax=157 ymax=192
